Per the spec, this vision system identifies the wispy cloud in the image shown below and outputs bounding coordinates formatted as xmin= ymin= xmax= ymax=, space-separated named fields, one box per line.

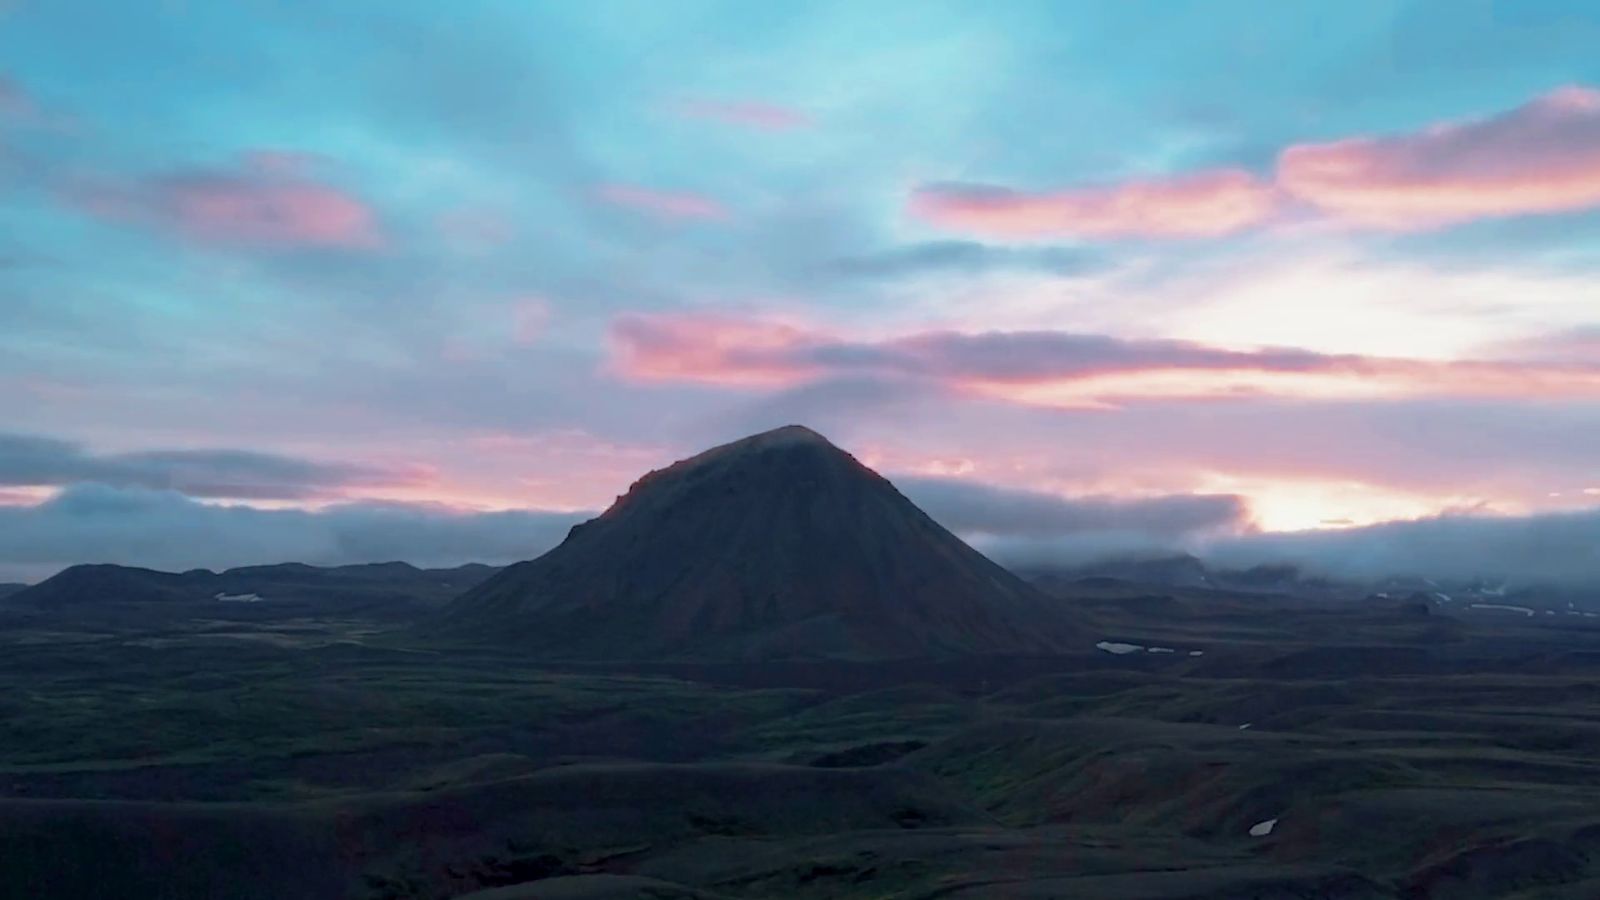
xmin=1277 ymin=85 xmax=1600 ymax=227
xmin=673 ymin=98 xmax=811 ymax=132
xmin=65 ymin=153 xmax=383 ymax=250
xmin=0 ymin=433 xmax=426 ymax=500
xmin=913 ymin=85 xmax=1600 ymax=242
xmin=608 ymin=314 xmax=1600 ymax=405
xmin=910 ymin=169 xmax=1278 ymax=239
xmin=827 ymin=241 xmax=1106 ymax=278
xmin=595 ymin=183 xmax=731 ymax=221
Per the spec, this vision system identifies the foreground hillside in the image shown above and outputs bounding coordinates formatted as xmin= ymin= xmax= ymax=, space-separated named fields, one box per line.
xmin=4 ymin=581 xmax=1600 ymax=898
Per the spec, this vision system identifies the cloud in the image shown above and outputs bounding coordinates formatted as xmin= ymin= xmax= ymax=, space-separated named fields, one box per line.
xmin=1278 ymin=85 xmax=1600 ymax=227
xmin=827 ymin=241 xmax=1106 ymax=278
xmin=607 ymin=314 xmax=1600 ymax=404
xmin=0 ymin=433 xmax=423 ymax=500
xmin=595 ymin=183 xmax=730 ymax=221
xmin=609 ymin=314 xmax=820 ymax=387
xmin=66 ymin=154 xmax=383 ymax=250
xmin=1208 ymin=505 xmax=1600 ymax=587
xmin=891 ymin=475 xmax=1248 ymax=569
xmin=906 ymin=86 xmax=1600 ymax=243
xmin=0 ymin=484 xmax=586 ymax=580
xmin=899 ymin=475 xmax=1246 ymax=539
xmin=1483 ymin=327 xmax=1600 ymax=364
xmin=673 ymin=99 xmax=811 ymax=132
xmin=0 ymin=472 xmax=1244 ymax=584
xmin=909 ymin=169 xmax=1277 ymax=239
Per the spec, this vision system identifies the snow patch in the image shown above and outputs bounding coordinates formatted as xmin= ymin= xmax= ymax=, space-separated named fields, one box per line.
xmin=1095 ymin=641 xmax=1144 ymax=655
xmin=1249 ymin=818 xmax=1278 ymax=837
xmin=1469 ymin=603 xmax=1535 ymax=616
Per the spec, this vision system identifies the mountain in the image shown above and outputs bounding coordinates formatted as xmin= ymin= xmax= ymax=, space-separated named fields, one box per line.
xmin=442 ymin=425 xmax=1085 ymax=660
xmin=1023 ymin=554 xmax=1214 ymax=590
xmin=0 ymin=584 xmax=25 ymax=601
xmin=11 ymin=564 xmax=205 ymax=607
xmin=7 ymin=561 xmax=501 ymax=618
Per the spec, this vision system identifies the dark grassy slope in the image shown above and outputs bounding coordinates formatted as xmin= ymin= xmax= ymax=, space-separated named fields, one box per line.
xmin=0 ymin=763 xmax=976 ymax=900
xmin=5 ymin=587 xmax=1600 ymax=898
xmin=445 ymin=426 xmax=1084 ymax=659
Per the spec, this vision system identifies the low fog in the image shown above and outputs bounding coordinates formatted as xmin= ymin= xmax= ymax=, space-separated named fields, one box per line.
xmin=1 ymin=477 xmax=1594 ymax=589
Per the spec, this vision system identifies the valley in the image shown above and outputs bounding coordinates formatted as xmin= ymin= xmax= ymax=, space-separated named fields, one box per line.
xmin=4 ymin=573 xmax=1600 ymax=899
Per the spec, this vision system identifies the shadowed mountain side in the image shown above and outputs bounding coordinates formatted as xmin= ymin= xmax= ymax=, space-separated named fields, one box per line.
xmin=441 ymin=426 xmax=1086 ymax=659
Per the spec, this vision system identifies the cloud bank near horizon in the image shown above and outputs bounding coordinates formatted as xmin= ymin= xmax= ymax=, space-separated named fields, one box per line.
xmin=2 ymin=460 xmax=1594 ymax=590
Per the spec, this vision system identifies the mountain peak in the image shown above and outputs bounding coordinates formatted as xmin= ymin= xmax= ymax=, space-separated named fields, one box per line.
xmin=441 ymin=427 xmax=1085 ymax=660
xmin=673 ymin=424 xmax=842 ymax=468
xmin=748 ymin=423 xmax=831 ymax=444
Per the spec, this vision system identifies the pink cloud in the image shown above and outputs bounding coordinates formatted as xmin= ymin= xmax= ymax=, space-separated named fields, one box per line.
xmin=1483 ymin=327 xmax=1600 ymax=364
xmin=609 ymin=313 xmax=1600 ymax=405
xmin=68 ymin=154 xmax=382 ymax=250
xmin=596 ymin=184 xmax=731 ymax=221
xmin=1277 ymin=85 xmax=1600 ymax=227
xmin=910 ymin=169 xmax=1277 ymax=239
xmin=674 ymin=99 xmax=812 ymax=132
xmin=609 ymin=314 xmax=824 ymax=386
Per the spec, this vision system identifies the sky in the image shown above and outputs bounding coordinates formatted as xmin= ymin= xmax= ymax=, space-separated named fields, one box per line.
xmin=2 ymin=0 xmax=1599 ymax=584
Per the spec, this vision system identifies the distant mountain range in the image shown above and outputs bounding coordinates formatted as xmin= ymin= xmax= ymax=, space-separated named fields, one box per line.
xmin=4 ymin=560 xmax=501 ymax=619
xmin=1022 ymin=553 xmax=1597 ymax=614
xmin=442 ymin=425 xmax=1088 ymax=660
xmin=1024 ymin=554 xmax=1346 ymax=595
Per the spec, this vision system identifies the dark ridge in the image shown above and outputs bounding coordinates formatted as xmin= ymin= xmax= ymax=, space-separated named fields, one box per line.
xmin=8 ymin=560 xmax=503 ymax=613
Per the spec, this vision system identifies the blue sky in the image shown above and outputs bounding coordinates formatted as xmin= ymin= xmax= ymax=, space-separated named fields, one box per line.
xmin=3 ymin=0 xmax=1600 ymax=581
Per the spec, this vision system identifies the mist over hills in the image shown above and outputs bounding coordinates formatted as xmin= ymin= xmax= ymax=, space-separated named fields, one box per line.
xmin=5 ymin=454 xmax=1594 ymax=595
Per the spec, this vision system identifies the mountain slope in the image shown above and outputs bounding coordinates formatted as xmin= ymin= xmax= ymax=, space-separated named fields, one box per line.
xmin=443 ymin=426 xmax=1084 ymax=659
